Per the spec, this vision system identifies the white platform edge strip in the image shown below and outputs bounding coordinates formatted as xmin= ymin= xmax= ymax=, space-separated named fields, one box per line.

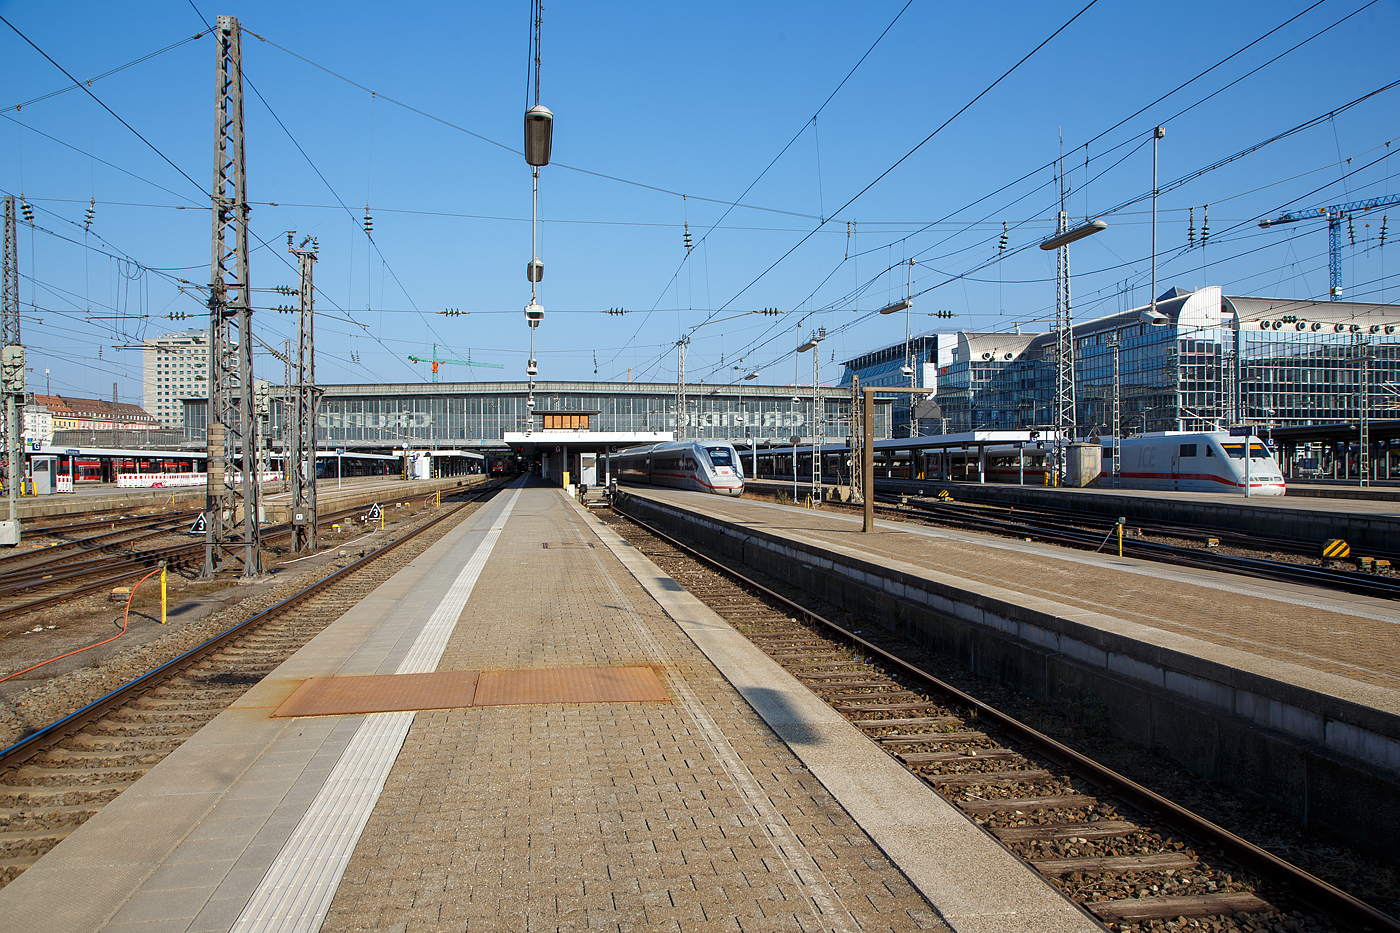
xmin=230 ymin=486 xmax=521 ymax=933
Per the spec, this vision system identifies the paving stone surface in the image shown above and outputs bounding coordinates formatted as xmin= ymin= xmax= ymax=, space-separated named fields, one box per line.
xmin=321 ymin=489 xmax=947 ymax=933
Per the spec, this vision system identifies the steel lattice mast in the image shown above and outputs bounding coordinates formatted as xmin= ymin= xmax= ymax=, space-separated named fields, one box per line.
xmin=1053 ymin=207 xmax=1076 ymax=450
xmin=2 ymin=196 xmax=22 ymax=542
xmin=203 ymin=15 xmax=262 ymax=579
xmin=288 ymin=235 xmax=318 ymax=552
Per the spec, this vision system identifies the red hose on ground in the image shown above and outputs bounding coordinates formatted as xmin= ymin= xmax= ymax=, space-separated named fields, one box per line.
xmin=0 ymin=565 xmax=164 ymax=684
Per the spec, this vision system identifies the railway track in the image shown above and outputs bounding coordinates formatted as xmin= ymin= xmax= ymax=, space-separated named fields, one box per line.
xmin=0 ymin=495 xmax=446 ymax=619
xmin=0 ymin=481 xmax=503 ymax=888
xmin=605 ymin=507 xmax=1399 ymax=933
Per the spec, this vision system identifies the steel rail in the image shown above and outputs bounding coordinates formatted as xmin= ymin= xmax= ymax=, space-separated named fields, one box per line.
xmin=0 ymin=482 xmax=500 ymax=775
xmin=614 ymin=503 xmax=1400 ymax=933
xmin=0 ymin=492 xmax=456 ymax=616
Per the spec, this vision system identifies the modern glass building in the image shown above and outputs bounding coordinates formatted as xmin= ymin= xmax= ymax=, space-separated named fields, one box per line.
xmin=841 ymin=287 xmax=1400 ymax=437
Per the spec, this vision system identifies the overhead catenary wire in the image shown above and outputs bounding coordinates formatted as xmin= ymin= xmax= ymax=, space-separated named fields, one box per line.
xmin=0 ymin=15 xmax=208 ymax=200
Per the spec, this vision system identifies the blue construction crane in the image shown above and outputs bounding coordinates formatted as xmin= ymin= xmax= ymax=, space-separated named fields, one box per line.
xmin=1259 ymin=194 xmax=1399 ymax=299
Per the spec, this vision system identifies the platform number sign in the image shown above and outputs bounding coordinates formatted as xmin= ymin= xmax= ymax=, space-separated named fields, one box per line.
xmin=366 ymin=503 xmax=383 ymax=522
xmin=187 ymin=512 xmax=209 ymax=536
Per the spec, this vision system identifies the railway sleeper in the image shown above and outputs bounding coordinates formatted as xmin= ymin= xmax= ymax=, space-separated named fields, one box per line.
xmin=874 ymin=731 xmax=989 ymax=745
xmin=833 ymin=701 xmax=946 ymax=713
xmin=897 ymin=748 xmax=1020 ymax=765
xmin=990 ymin=819 xmax=1138 ymax=843
xmin=0 ymin=828 xmax=72 ymax=859
xmin=10 ymin=765 xmax=150 ymax=785
xmin=128 ymin=697 xmax=233 ymax=711
xmin=91 ymin=721 xmax=205 ymax=737
xmin=1031 ymin=851 xmax=1197 ymax=876
xmin=0 ymin=803 xmax=105 ymax=825
xmin=919 ymin=768 xmax=1055 ymax=786
xmin=0 ymin=783 xmax=132 ymax=807
xmin=956 ymin=793 xmax=1099 ymax=815
xmin=854 ymin=716 xmax=964 ymax=729
xmin=1085 ymin=891 xmax=1272 ymax=922
xmin=57 ymin=737 xmax=189 ymax=755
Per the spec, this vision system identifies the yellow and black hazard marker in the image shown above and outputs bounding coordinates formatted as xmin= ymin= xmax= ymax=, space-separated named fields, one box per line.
xmin=937 ymin=489 xmax=953 ymax=501
xmin=1321 ymin=538 xmax=1350 ymax=559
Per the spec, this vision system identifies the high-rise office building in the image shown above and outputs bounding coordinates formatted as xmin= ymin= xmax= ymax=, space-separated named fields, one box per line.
xmin=142 ymin=329 xmax=210 ymax=427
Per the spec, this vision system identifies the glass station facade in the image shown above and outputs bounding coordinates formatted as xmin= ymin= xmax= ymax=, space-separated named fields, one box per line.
xmin=199 ymin=382 xmax=868 ymax=449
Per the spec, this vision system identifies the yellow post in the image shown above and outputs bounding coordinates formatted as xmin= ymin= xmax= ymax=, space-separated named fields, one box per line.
xmin=1117 ymin=520 xmax=1124 ymax=558
xmin=160 ymin=562 xmax=167 ymax=624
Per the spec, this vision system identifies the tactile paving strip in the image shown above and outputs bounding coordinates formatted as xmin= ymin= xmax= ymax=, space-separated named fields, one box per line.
xmin=272 ymin=667 xmax=667 ymax=717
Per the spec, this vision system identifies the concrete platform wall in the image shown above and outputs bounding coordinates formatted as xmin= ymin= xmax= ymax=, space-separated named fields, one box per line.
xmin=618 ymin=492 xmax=1400 ymax=854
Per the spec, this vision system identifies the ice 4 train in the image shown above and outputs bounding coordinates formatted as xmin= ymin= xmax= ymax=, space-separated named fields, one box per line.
xmin=614 ymin=440 xmax=745 ymax=496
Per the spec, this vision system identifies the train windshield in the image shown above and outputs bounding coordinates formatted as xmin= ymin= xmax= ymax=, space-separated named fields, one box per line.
xmin=705 ymin=447 xmax=734 ymax=467
xmin=1219 ymin=443 xmax=1271 ymax=459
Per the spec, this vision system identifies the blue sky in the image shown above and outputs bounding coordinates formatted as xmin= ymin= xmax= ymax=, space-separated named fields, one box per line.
xmin=1 ymin=0 xmax=1397 ymax=404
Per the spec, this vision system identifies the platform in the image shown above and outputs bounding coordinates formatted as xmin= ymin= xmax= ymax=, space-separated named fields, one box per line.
xmin=811 ymin=475 xmax=1400 ymax=551
xmin=618 ymin=486 xmax=1400 ymax=854
xmin=0 ymin=477 xmax=1098 ymax=933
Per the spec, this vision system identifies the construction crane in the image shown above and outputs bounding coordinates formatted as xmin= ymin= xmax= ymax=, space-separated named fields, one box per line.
xmin=1259 ymin=193 xmax=1399 ymax=300
xmin=408 ymin=344 xmax=504 ymax=382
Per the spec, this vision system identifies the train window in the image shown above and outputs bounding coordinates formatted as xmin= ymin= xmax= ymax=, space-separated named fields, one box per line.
xmin=1179 ymin=444 xmax=1197 ymax=457
xmin=704 ymin=447 xmax=733 ymax=467
xmin=1206 ymin=446 xmax=1215 ymax=457
xmin=1220 ymin=443 xmax=1270 ymax=459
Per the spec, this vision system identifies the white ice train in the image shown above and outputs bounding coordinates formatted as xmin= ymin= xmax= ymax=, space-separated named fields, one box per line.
xmin=613 ymin=440 xmax=746 ymax=496
xmin=1115 ymin=432 xmax=1286 ymax=495
xmin=950 ymin=431 xmax=1286 ymax=495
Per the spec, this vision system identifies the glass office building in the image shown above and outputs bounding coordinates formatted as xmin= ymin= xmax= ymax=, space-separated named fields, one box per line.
xmin=841 ymin=287 xmax=1400 ymax=436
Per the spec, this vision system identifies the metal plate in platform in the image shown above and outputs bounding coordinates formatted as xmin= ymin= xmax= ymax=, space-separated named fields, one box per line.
xmin=272 ymin=671 xmax=480 ymax=718
xmin=271 ymin=667 xmax=668 ymax=717
xmin=474 ymin=666 xmax=668 ymax=706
